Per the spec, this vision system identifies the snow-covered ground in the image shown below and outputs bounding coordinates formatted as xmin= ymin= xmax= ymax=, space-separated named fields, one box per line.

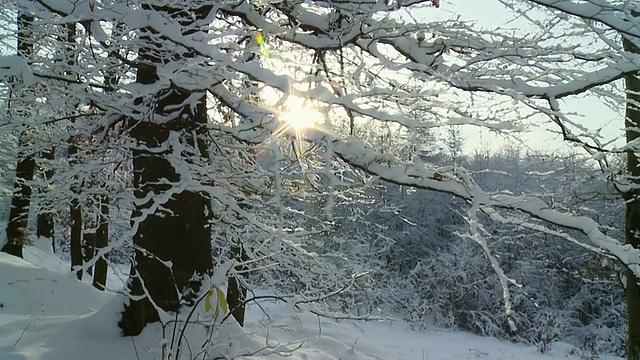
xmin=0 ymin=241 xmax=622 ymax=360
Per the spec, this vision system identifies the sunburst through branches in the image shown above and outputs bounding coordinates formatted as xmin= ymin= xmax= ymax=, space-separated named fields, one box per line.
xmin=272 ymin=97 xmax=326 ymax=176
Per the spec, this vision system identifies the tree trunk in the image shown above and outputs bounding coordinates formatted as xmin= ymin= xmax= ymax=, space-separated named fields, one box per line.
xmin=90 ymin=21 xmax=120 ymax=292
xmin=3 ymin=138 xmax=35 ymax=258
xmin=69 ymin=144 xmax=83 ymax=280
xmin=36 ymin=148 xmax=55 ymax=252
xmin=119 ymin=5 xmax=213 ymax=336
xmin=120 ymin=114 xmax=212 ymax=334
xmin=93 ymin=196 xmax=109 ymax=291
xmin=83 ymin=232 xmax=95 ymax=276
xmin=2 ymin=12 xmax=36 ymax=258
xmin=227 ymin=242 xmax=249 ymax=326
xmin=624 ymin=34 xmax=640 ymax=360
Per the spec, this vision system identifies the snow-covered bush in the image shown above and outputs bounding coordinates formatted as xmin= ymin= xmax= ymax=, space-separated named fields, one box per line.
xmin=395 ymin=230 xmax=626 ymax=355
xmin=363 ymin=151 xmax=628 ymax=355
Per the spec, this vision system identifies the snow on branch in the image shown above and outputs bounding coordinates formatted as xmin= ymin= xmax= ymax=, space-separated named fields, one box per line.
xmin=0 ymin=55 xmax=36 ymax=88
xmin=443 ymin=60 xmax=638 ymax=100
xmin=209 ymin=82 xmax=640 ymax=279
xmin=528 ymin=0 xmax=640 ymax=38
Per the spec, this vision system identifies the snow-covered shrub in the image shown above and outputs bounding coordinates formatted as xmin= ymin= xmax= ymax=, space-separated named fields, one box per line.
xmin=563 ymin=281 xmax=626 ymax=356
xmin=395 ymin=230 xmax=626 ymax=355
xmin=401 ymin=237 xmax=502 ymax=332
xmin=367 ymin=151 xmax=628 ymax=356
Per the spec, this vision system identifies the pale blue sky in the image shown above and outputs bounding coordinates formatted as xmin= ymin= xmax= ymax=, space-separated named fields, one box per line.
xmin=412 ymin=0 xmax=625 ymax=155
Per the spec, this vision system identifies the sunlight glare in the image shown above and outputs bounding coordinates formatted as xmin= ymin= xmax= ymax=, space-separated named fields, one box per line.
xmin=272 ymin=98 xmax=327 ymax=174
xmin=280 ymin=103 xmax=324 ymax=131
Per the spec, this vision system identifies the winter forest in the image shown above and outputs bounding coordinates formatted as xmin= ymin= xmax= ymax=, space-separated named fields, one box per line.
xmin=1 ymin=0 xmax=640 ymax=359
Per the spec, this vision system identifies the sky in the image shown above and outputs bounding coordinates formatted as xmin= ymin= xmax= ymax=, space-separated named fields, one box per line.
xmin=413 ymin=0 xmax=625 ymax=156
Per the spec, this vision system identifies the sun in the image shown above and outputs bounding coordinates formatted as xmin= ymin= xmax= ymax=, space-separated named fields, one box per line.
xmin=267 ymin=96 xmax=328 ymax=145
xmin=270 ymin=97 xmax=327 ymax=172
xmin=279 ymin=100 xmax=324 ymax=131
xmin=280 ymin=107 xmax=323 ymax=130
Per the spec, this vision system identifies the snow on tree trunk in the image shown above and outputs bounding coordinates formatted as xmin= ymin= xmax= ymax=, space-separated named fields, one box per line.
xmin=120 ymin=111 xmax=212 ymax=334
xmin=3 ymin=136 xmax=35 ymax=258
xmin=3 ymin=12 xmax=36 ymax=259
xmin=119 ymin=4 xmax=213 ymax=335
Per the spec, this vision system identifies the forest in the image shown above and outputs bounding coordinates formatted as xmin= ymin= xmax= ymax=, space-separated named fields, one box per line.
xmin=0 ymin=0 xmax=639 ymax=359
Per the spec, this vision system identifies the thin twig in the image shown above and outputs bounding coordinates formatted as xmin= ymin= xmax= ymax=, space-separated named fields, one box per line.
xmin=14 ymin=320 xmax=31 ymax=346
xmin=131 ymin=336 xmax=141 ymax=360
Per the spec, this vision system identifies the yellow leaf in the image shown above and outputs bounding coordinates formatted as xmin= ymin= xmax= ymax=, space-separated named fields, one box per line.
xmin=205 ymin=288 xmax=228 ymax=322
xmin=213 ymin=289 xmax=228 ymax=321
xmin=218 ymin=289 xmax=228 ymax=313
xmin=204 ymin=290 xmax=214 ymax=312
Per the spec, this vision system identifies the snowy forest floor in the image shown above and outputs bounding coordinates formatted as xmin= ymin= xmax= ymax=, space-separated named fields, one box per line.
xmin=0 ymin=241 xmax=624 ymax=360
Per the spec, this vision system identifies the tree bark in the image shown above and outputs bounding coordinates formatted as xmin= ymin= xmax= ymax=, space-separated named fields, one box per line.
xmin=3 ymin=137 xmax=35 ymax=258
xmin=120 ymin=112 xmax=212 ymax=334
xmin=69 ymin=144 xmax=83 ymax=280
xmin=93 ymin=196 xmax=109 ymax=291
xmin=2 ymin=12 xmax=36 ymax=258
xmin=227 ymin=242 xmax=249 ymax=326
xmin=83 ymin=232 xmax=95 ymax=276
xmin=36 ymin=148 xmax=55 ymax=251
xmin=119 ymin=4 xmax=214 ymax=335
xmin=624 ymin=34 xmax=640 ymax=360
